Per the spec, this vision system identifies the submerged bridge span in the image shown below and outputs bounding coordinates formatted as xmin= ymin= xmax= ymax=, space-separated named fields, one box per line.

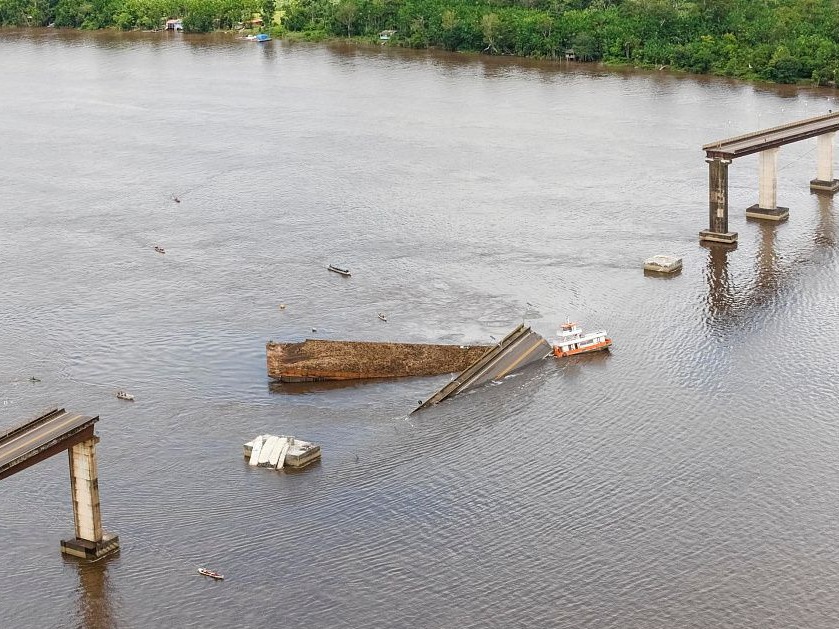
xmin=700 ymin=111 xmax=839 ymax=245
xmin=0 ymin=407 xmax=119 ymax=560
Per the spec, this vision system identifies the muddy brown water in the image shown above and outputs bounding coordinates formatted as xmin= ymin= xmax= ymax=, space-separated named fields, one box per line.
xmin=2 ymin=29 xmax=839 ymax=628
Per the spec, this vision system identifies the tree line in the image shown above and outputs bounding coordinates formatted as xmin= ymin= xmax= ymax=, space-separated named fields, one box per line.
xmin=4 ymin=0 xmax=839 ymax=85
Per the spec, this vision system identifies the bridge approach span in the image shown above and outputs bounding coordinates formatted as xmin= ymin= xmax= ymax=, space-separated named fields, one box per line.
xmin=0 ymin=407 xmax=97 ymax=481
xmin=701 ymin=111 xmax=839 ymax=245
xmin=0 ymin=407 xmax=118 ymax=560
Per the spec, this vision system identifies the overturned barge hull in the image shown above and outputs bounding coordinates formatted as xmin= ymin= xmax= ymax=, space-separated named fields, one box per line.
xmin=267 ymin=339 xmax=491 ymax=382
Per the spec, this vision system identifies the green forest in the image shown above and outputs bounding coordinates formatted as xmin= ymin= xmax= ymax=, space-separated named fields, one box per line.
xmin=3 ymin=0 xmax=839 ymax=85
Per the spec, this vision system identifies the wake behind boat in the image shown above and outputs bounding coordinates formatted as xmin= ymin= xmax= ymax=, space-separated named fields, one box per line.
xmin=198 ymin=567 xmax=224 ymax=580
xmin=552 ymin=321 xmax=611 ymax=357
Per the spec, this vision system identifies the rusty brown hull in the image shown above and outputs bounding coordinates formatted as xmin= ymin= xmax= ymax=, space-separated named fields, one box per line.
xmin=266 ymin=339 xmax=491 ymax=382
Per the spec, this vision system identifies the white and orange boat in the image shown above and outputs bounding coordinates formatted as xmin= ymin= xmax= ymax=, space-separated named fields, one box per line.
xmin=552 ymin=321 xmax=612 ymax=357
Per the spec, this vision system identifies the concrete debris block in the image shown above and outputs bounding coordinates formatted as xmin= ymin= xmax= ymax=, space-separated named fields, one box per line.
xmin=258 ymin=436 xmax=279 ymax=467
xmin=275 ymin=439 xmax=291 ymax=470
xmin=644 ymin=255 xmax=682 ymax=274
xmin=267 ymin=436 xmax=287 ymax=467
xmin=248 ymin=435 xmax=265 ymax=466
xmin=243 ymin=434 xmax=321 ymax=470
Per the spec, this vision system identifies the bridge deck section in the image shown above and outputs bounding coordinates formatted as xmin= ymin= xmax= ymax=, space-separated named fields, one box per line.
xmin=704 ymin=111 xmax=839 ymax=160
xmin=413 ymin=324 xmax=551 ymax=413
xmin=0 ymin=409 xmax=98 ymax=480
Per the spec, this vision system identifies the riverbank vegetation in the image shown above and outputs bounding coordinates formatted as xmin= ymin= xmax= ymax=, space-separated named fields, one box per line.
xmin=4 ymin=0 xmax=839 ymax=85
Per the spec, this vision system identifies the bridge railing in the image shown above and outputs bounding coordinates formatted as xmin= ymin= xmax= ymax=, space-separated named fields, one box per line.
xmin=703 ymin=110 xmax=839 ymax=152
xmin=0 ymin=407 xmax=65 ymax=442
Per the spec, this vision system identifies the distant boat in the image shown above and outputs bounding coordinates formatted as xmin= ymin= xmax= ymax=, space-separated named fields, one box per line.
xmin=198 ymin=567 xmax=224 ymax=580
xmin=328 ymin=264 xmax=351 ymax=277
xmin=116 ymin=391 xmax=135 ymax=401
xmin=154 ymin=246 xmax=166 ymax=254
xmin=29 ymin=376 xmax=41 ymax=383
xmin=252 ymin=33 xmax=271 ymax=42
xmin=377 ymin=312 xmax=387 ymax=322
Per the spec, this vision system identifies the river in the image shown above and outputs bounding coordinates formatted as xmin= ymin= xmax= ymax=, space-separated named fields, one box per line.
xmin=1 ymin=29 xmax=838 ymax=628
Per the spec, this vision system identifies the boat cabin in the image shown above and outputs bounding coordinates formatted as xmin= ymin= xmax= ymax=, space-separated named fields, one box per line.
xmin=165 ymin=19 xmax=183 ymax=31
xmin=553 ymin=321 xmax=611 ymax=357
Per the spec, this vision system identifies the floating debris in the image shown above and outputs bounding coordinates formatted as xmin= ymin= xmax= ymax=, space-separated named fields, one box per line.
xmin=198 ymin=567 xmax=223 ymax=580
xmin=116 ymin=391 xmax=135 ymax=401
xmin=172 ymin=195 xmax=181 ymax=203
xmin=377 ymin=312 xmax=387 ymax=322
xmin=154 ymin=246 xmax=166 ymax=254
xmin=278 ymin=304 xmax=287 ymax=310
xmin=413 ymin=324 xmax=551 ymax=413
xmin=327 ymin=264 xmax=351 ymax=277
xmin=244 ymin=434 xmax=321 ymax=470
xmin=644 ymin=255 xmax=682 ymax=274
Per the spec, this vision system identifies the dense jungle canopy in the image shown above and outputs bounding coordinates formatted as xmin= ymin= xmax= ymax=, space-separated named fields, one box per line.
xmin=3 ymin=0 xmax=839 ymax=85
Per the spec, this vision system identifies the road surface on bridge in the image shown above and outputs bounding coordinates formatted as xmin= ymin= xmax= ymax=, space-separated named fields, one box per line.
xmin=704 ymin=110 xmax=839 ymax=160
xmin=0 ymin=409 xmax=97 ymax=479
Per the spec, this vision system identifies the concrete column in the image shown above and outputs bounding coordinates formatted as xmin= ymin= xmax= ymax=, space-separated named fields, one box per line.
xmin=700 ymin=158 xmax=737 ymax=244
xmin=810 ymin=132 xmax=839 ymax=193
xmin=69 ymin=437 xmax=103 ymax=542
xmin=747 ymin=148 xmax=788 ymax=221
xmin=61 ymin=436 xmax=119 ymax=560
xmin=758 ymin=147 xmax=778 ymax=209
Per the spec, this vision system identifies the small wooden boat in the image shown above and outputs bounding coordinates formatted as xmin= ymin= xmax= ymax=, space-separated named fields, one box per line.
xmin=198 ymin=567 xmax=224 ymax=580
xmin=116 ymin=390 xmax=135 ymax=401
xmin=377 ymin=312 xmax=387 ymax=321
xmin=154 ymin=246 xmax=166 ymax=254
xmin=328 ymin=264 xmax=351 ymax=277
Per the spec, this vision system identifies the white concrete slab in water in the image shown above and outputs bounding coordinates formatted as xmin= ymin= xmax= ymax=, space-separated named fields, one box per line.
xmin=248 ymin=435 xmax=265 ymax=466
xmin=644 ymin=255 xmax=682 ymax=273
xmin=267 ymin=436 xmax=288 ymax=467
xmin=258 ymin=436 xmax=279 ymax=467
xmin=275 ymin=440 xmax=291 ymax=470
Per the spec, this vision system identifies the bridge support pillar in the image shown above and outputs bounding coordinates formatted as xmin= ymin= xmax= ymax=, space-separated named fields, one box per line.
xmin=747 ymin=147 xmax=789 ymax=221
xmin=810 ymin=132 xmax=839 ymax=193
xmin=700 ymin=158 xmax=738 ymax=244
xmin=60 ymin=437 xmax=119 ymax=560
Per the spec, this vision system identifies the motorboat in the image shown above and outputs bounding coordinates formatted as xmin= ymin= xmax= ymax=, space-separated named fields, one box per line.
xmin=198 ymin=567 xmax=224 ymax=580
xmin=116 ymin=390 xmax=135 ymax=401
xmin=154 ymin=246 xmax=166 ymax=254
xmin=552 ymin=321 xmax=611 ymax=357
xmin=328 ymin=264 xmax=351 ymax=276
xmin=252 ymin=33 xmax=271 ymax=42
xmin=377 ymin=312 xmax=387 ymax=321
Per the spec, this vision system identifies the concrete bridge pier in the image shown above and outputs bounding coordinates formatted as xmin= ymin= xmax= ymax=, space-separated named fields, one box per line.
xmin=60 ymin=437 xmax=119 ymax=560
xmin=699 ymin=157 xmax=738 ymax=244
xmin=810 ymin=132 xmax=839 ymax=193
xmin=747 ymin=147 xmax=789 ymax=221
